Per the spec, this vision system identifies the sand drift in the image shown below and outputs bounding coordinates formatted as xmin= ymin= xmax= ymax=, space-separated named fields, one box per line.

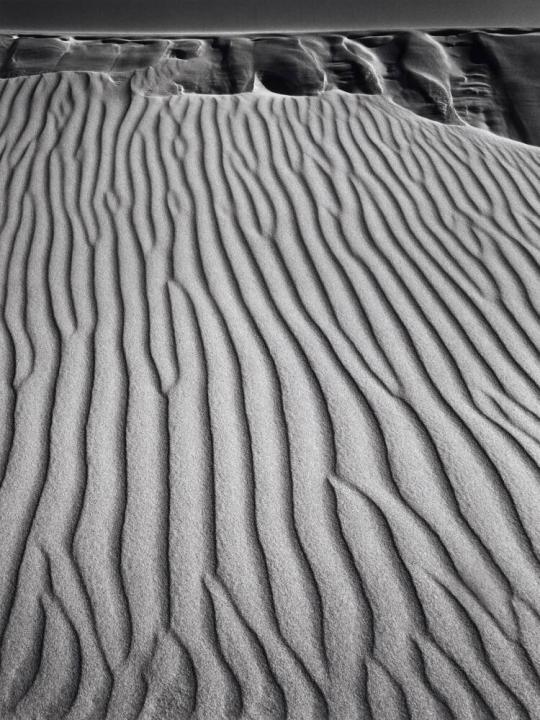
xmin=0 ymin=31 xmax=540 ymax=719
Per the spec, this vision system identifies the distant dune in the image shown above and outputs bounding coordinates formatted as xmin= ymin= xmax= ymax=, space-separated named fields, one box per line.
xmin=1 ymin=35 xmax=540 ymax=719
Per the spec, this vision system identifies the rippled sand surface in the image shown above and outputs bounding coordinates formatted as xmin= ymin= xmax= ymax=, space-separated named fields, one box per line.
xmin=1 ymin=42 xmax=540 ymax=718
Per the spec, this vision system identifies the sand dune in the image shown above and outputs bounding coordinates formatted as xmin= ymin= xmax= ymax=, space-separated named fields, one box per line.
xmin=1 ymin=55 xmax=540 ymax=719
xmin=2 ymin=32 xmax=540 ymax=145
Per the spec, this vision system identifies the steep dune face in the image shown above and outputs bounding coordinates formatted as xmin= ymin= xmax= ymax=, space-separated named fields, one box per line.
xmin=1 ymin=68 xmax=540 ymax=719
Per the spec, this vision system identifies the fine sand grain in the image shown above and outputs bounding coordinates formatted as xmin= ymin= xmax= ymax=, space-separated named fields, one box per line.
xmin=1 ymin=69 xmax=540 ymax=719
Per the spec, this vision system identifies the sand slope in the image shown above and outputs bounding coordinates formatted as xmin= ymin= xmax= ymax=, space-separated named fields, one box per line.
xmin=1 ymin=71 xmax=540 ymax=718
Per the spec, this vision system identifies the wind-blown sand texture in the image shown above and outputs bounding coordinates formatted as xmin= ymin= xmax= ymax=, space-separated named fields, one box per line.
xmin=1 ymin=36 xmax=540 ymax=719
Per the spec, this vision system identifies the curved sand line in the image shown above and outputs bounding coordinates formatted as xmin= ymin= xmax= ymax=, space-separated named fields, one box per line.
xmin=0 ymin=71 xmax=540 ymax=718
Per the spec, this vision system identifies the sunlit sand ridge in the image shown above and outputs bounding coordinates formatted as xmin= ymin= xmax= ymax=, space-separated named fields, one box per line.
xmin=1 ymin=40 xmax=540 ymax=718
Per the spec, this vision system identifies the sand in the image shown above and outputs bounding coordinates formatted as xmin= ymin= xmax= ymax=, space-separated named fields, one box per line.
xmin=0 ymin=39 xmax=540 ymax=719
